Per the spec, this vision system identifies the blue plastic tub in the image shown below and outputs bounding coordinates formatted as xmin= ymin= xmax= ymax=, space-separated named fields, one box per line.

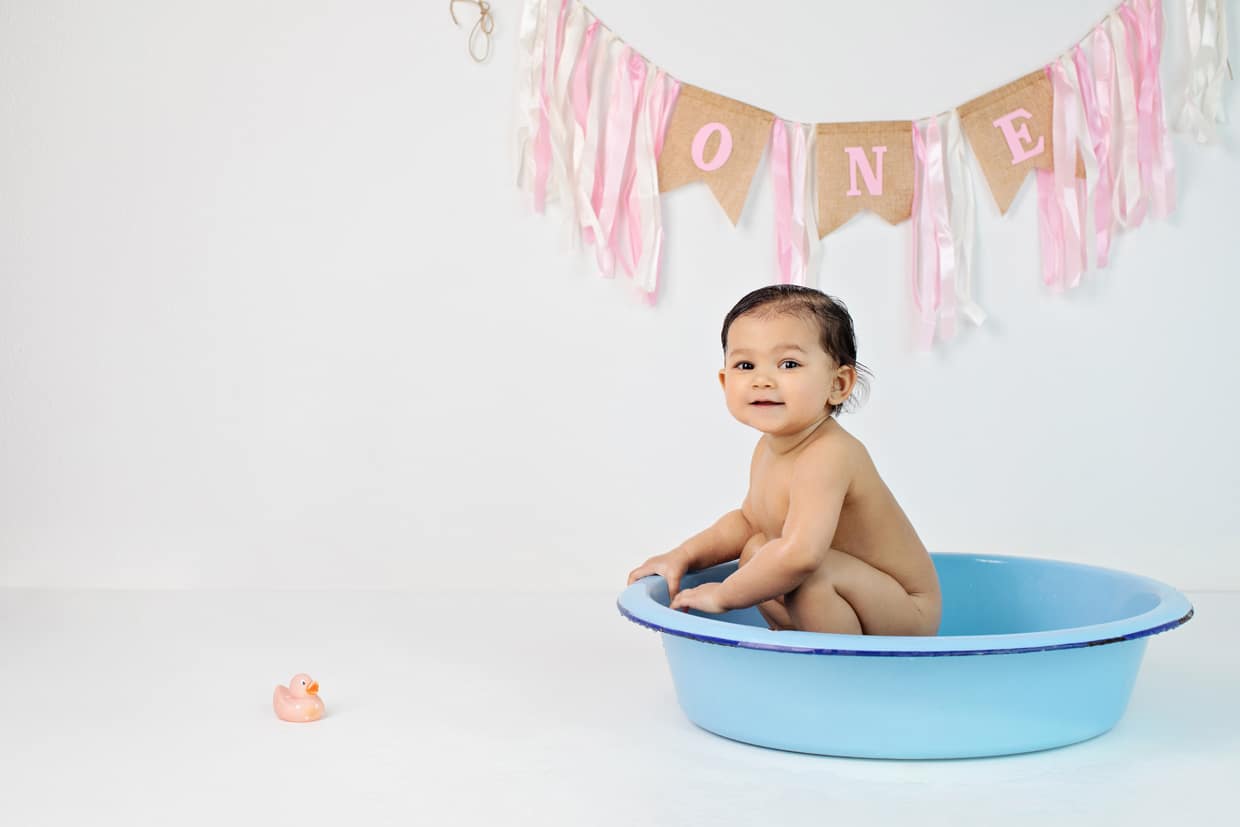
xmin=618 ymin=553 xmax=1193 ymax=758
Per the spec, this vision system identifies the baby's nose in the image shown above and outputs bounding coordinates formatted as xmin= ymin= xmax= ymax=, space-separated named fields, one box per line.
xmin=751 ymin=372 xmax=775 ymax=387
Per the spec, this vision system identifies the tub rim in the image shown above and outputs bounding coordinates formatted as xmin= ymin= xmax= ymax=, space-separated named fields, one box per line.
xmin=617 ymin=552 xmax=1195 ymax=657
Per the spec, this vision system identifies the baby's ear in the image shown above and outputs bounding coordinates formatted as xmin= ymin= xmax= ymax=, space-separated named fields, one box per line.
xmin=717 ymin=368 xmax=727 ymax=390
xmin=830 ymin=365 xmax=858 ymax=405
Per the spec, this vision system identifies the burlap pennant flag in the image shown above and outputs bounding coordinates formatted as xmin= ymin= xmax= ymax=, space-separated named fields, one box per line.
xmin=959 ymin=71 xmax=1058 ymax=214
xmin=658 ymin=84 xmax=774 ymax=225
xmin=815 ymin=121 xmax=915 ymax=238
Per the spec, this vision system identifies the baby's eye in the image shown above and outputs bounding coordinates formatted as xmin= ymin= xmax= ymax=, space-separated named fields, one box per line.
xmin=733 ymin=361 xmax=754 ymax=370
xmin=780 ymin=360 xmax=801 ymax=369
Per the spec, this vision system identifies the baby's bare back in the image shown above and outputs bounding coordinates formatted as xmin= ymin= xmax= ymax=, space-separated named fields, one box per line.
xmin=741 ymin=420 xmax=941 ymax=631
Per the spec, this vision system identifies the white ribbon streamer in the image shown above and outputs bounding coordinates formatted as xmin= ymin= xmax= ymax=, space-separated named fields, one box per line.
xmin=630 ymin=68 xmax=666 ymax=298
xmin=532 ymin=0 xmax=566 ymax=210
xmin=1108 ymin=11 xmax=1144 ymax=228
xmin=1176 ymin=0 xmax=1230 ymax=143
xmin=790 ymin=122 xmax=812 ymax=286
xmin=1052 ymin=55 xmax=1088 ymax=288
xmin=944 ymin=110 xmax=986 ymax=326
xmin=802 ymin=125 xmax=825 ymax=285
xmin=514 ymin=0 xmax=547 ymax=192
xmin=548 ymin=2 xmax=588 ymax=248
xmin=573 ymin=29 xmax=616 ymax=250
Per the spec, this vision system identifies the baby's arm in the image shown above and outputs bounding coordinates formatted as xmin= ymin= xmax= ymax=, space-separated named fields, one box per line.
xmin=627 ymin=507 xmax=754 ymax=599
xmin=678 ymin=507 xmax=756 ymax=570
xmin=629 ymin=443 xmax=764 ymax=598
xmin=680 ymin=441 xmax=768 ymax=570
xmin=674 ymin=443 xmax=849 ymax=613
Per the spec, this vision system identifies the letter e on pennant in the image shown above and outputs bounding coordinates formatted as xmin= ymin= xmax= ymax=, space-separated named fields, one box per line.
xmin=991 ymin=108 xmax=1044 ymax=165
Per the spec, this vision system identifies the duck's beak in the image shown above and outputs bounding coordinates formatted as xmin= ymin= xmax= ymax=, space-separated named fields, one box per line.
xmin=307 ymin=682 xmax=319 ymax=695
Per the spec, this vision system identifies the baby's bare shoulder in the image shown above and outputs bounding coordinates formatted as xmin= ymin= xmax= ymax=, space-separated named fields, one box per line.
xmin=791 ymin=426 xmax=863 ymax=482
xmin=803 ymin=423 xmax=865 ymax=462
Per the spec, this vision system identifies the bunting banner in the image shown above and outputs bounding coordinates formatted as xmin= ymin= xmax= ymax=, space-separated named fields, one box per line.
xmin=513 ymin=0 xmax=1230 ymax=347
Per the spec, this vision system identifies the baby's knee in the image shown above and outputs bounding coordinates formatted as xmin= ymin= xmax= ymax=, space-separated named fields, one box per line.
xmin=796 ymin=553 xmax=840 ymax=588
xmin=738 ymin=533 xmax=769 ymax=567
xmin=790 ymin=554 xmax=855 ymax=608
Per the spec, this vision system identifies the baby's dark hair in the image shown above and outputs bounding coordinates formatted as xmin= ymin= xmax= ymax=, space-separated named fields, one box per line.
xmin=721 ymin=284 xmax=872 ymax=417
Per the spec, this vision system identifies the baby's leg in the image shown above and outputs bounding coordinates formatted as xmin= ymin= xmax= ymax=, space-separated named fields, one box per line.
xmin=786 ymin=549 xmax=937 ymax=636
xmin=737 ymin=533 xmax=795 ymax=631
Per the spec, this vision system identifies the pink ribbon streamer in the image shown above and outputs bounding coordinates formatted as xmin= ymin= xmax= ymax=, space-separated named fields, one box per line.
xmin=1081 ymin=29 xmax=1117 ymax=268
xmin=533 ymin=2 xmax=570 ymax=213
xmin=636 ymin=76 xmax=681 ymax=304
xmin=532 ymin=1 xmax=568 ymax=213
xmin=578 ymin=56 xmax=679 ymax=299
xmin=1119 ymin=0 xmax=1176 ymax=225
xmin=569 ymin=19 xmax=598 ymax=131
xmin=1146 ymin=0 xmax=1177 ymax=219
xmin=926 ymin=118 xmax=955 ymax=341
xmin=1120 ymin=3 xmax=1155 ymax=224
xmin=615 ymin=65 xmax=664 ymax=281
xmin=910 ymin=119 xmax=953 ymax=348
xmin=1058 ymin=60 xmax=1088 ymax=289
xmin=1109 ymin=11 xmax=1143 ymax=229
xmin=909 ymin=124 xmax=927 ymax=344
xmin=1036 ymin=169 xmax=1064 ymax=292
xmin=771 ymin=120 xmax=792 ymax=283
xmin=545 ymin=4 xmax=590 ymax=251
xmin=618 ymin=72 xmax=661 ymax=279
xmin=1038 ymin=60 xmax=1088 ymax=292
xmin=588 ymin=47 xmax=643 ymax=277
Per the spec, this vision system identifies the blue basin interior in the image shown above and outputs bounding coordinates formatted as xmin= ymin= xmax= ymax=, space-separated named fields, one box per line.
xmin=710 ymin=553 xmax=1163 ymax=635
xmin=935 ymin=554 xmax=1163 ymax=635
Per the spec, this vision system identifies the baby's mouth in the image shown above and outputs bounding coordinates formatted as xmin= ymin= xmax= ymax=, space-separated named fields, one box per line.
xmin=750 ymin=400 xmax=784 ymax=406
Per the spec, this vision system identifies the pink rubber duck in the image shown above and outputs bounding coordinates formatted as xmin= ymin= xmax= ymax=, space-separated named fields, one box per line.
xmin=273 ymin=673 xmax=325 ymax=722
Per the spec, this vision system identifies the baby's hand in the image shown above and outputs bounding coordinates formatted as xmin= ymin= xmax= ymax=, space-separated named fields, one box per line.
xmin=627 ymin=549 xmax=690 ymax=600
xmin=670 ymin=582 xmax=730 ymax=614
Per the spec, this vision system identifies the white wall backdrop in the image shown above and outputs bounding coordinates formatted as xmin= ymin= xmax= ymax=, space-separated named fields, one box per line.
xmin=1 ymin=0 xmax=1237 ymax=591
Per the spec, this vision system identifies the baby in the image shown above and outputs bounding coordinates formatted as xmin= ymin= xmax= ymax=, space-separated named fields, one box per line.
xmin=627 ymin=285 xmax=941 ymax=636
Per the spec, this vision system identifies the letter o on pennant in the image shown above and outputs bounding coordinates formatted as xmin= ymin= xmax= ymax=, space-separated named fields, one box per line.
xmin=690 ymin=122 xmax=733 ymax=172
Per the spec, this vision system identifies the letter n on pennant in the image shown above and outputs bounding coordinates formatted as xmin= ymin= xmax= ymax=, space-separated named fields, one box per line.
xmin=845 ymin=146 xmax=887 ymax=196
xmin=816 ymin=122 xmax=914 ymax=238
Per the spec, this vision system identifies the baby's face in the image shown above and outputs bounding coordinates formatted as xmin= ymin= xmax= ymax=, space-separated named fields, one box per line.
xmin=719 ymin=312 xmax=845 ymax=435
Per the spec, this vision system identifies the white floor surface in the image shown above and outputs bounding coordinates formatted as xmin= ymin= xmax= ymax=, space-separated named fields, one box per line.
xmin=1 ymin=589 xmax=1235 ymax=826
